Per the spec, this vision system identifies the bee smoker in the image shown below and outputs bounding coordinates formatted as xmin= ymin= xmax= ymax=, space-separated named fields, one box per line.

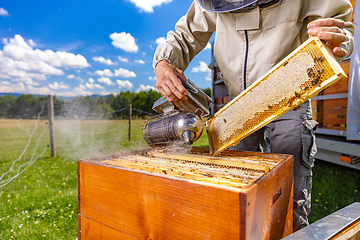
xmin=143 ymin=79 xmax=212 ymax=148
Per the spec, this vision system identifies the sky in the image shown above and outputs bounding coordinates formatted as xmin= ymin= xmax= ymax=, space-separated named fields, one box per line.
xmin=0 ymin=0 xmax=214 ymax=97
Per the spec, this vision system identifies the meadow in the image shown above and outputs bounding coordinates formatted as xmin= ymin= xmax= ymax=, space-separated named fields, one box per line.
xmin=0 ymin=118 xmax=359 ymax=239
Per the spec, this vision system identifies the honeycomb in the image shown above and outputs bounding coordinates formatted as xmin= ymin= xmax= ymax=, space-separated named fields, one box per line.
xmin=101 ymin=147 xmax=287 ymax=189
xmin=206 ymin=37 xmax=347 ymax=156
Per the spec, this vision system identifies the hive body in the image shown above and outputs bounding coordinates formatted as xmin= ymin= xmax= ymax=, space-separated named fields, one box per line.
xmin=206 ymin=37 xmax=347 ymax=155
xmin=78 ymin=147 xmax=293 ymax=240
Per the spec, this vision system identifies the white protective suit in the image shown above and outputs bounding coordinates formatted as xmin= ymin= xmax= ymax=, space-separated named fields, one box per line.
xmin=153 ymin=0 xmax=355 ymax=231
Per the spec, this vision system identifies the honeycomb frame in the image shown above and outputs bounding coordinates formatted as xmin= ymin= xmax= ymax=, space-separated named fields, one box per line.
xmin=206 ymin=37 xmax=347 ymax=156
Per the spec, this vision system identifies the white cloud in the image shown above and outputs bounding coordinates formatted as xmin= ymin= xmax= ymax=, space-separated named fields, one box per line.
xmin=48 ymin=81 xmax=69 ymax=90
xmin=116 ymin=80 xmax=133 ymax=89
xmin=114 ymin=68 xmax=136 ymax=78
xmin=110 ymin=32 xmax=138 ymax=53
xmin=0 ymin=81 xmax=56 ymax=95
xmin=94 ymin=84 xmax=104 ymax=89
xmin=127 ymin=0 xmax=172 ymax=12
xmin=85 ymin=83 xmax=93 ymax=89
xmin=95 ymin=69 xmax=114 ymax=77
xmin=98 ymin=77 xmax=114 ymax=86
xmin=92 ymin=56 xmax=115 ymax=65
xmin=61 ymin=85 xmax=94 ymax=97
xmin=95 ymin=68 xmax=136 ymax=78
xmin=88 ymin=78 xmax=94 ymax=83
xmin=0 ymin=80 xmax=99 ymax=97
xmin=67 ymin=74 xmax=76 ymax=79
xmin=191 ymin=61 xmax=212 ymax=81
xmin=136 ymin=84 xmax=157 ymax=93
xmin=204 ymin=42 xmax=211 ymax=50
xmin=0 ymin=34 xmax=90 ymax=85
xmin=28 ymin=39 xmax=36 ymax=47
xmin=66 ymin=74 xmax=84 ymax=82
xmin=12 ymin=77 xmax=40 ymax=86
xmin=135 ymin=59 xmax=145 ymax=64
xmin=191 ymin=61 xmax=210 ymax=73
xmin=2 ymin=35 xmax=90 ymax=68
xmin=85 ymin=82 xmax=104 ymax=89
xmin=118 ymin=56 xmax=128 ymax=62
xmin=0 ymin=8 xmax=9 ymax=16
xmin=148 ymin=76 xmax=156 ymax=81
xmin=155 ymin=37 xmax=166 ymax=45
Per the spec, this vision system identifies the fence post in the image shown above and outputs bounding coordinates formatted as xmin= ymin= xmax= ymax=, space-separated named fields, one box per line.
xmin=47 ymin=95 xmax=56 ymax=157
xmin=129 ymin=104 xmax=132 ymax=142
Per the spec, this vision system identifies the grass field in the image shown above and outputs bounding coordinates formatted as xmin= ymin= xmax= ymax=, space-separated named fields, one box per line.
xmin=0 ymin=118 xmax=359 ymax=239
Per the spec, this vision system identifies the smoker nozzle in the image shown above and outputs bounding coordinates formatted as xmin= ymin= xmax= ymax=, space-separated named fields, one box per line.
xmin=182 ymin=130 xmax=196 ymax=145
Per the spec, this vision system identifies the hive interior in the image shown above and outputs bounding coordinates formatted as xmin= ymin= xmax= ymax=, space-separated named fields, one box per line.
xmin=206 ymin=37 xmax=346 ymax=155
xmin=101 ymin=147 xmax=288 ymax=189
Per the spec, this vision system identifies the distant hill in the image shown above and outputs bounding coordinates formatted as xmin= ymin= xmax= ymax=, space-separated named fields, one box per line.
xmin=0 ymin=93 xmax=109 ymax=100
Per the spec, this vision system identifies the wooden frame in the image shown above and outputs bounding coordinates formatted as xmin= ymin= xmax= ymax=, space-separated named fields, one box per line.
xmin=206 ymin=37 xmax=347 ymax=156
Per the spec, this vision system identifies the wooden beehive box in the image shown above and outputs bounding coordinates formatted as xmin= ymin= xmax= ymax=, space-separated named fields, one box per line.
xmin=78 ymin=147 xmax=293 ymax=240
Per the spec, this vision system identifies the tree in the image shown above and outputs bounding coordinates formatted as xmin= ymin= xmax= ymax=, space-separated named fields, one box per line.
xmin=111 ymin=91 xmax=134 ymax=119
xmin=0 ymin=95 xmax=16 ymax=118
xmin=13 ymin=94 xmax=46 ymax=119
xmin=202 ymin=88 xmax=211 ymax=98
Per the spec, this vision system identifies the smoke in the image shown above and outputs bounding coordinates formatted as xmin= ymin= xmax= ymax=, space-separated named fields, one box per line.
xmin=55 ymin=99 xmax=132 ymax=160
xmin=162 ymin=140 xmax=193 ymax=154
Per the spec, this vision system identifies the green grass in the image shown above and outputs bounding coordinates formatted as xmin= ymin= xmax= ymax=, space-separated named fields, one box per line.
xmin=309 ymin=159 xmax=360 ymax=223
xmin=0 ymin=118 xmax=149 ymax=239
xmin=0 ymin=119 xmax=359 ymax=239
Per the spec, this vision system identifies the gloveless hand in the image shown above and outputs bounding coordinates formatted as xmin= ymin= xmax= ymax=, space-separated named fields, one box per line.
xmin=154 ymin=60 xmax=188 ymax=103
xmin=307 ymin=18 xmax=347 ymax=58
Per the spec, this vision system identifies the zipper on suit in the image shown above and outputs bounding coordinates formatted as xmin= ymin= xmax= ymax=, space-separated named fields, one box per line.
xmin=244 ymin=30 xmax=249 ymax=90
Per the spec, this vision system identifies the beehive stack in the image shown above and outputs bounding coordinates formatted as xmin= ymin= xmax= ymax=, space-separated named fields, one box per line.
xmin=206 ymin=37 xmax=347 ymax=155
xmin=78 ymin=147 xmax=294 ymax=240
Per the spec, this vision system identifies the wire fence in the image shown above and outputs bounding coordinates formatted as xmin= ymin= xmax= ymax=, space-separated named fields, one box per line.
xmin=0 ymin=98 xmax=156 ymax=189
xmin=0 ymin=105 xmax=47 ymax=188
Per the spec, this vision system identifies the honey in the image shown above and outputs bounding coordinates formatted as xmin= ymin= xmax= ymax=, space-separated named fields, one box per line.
xmin=206 ymin=37 xmax=347 ymax=155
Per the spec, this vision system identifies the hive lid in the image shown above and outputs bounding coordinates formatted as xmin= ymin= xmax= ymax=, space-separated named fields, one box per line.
xmin=206 ymin=37 xmax=347 ymax=156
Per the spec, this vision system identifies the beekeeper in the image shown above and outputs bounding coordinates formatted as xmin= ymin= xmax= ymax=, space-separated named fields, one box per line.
xmin=153 ymin=0 xmax=354 ymax=231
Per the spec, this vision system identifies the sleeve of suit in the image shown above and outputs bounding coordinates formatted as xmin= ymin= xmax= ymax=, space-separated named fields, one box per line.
xmin=153 ymin=0 xmax=216 ymax=71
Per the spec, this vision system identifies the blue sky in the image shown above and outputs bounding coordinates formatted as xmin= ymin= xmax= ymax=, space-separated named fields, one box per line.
xmin=0 ymin=0 xmax=213 ymax=97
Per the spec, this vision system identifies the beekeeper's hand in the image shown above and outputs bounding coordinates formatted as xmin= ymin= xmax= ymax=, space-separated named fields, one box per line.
xmin=155 ymin=60 xmax=188 ymax=103
xmin=307 ymin=18 xmax=347 ymax=58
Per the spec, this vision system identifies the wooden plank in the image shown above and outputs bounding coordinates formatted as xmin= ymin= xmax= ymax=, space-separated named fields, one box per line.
xmin=322 ymin=60 xmax=350 ymax=95
xmin=311 ymin=100 xmax=323 ymax=127
xmin=191 ymin=147 xmax=287 ymax=161
xmin=78 ymin=161 xmax=242 ymax=240
xmin=323 ymin=99 xmax=347 ymax=130
xmin=79 ymin=215 xmax=136 ymax=240
xmin=244 ymin=155 xmax=294 ymax=239
xmin=350 ymin=0 xmax=356 ymax=23
xmin=151 ymin=151 xmax=271 ymax=173
xmin=118 ymin=155 xmax=264 ymax=179
xmin=102 ymin=157 xmax=256 ymax=188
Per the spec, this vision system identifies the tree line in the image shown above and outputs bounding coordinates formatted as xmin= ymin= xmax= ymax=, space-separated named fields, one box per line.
xmin=0 ymin=88 xmax=211 ymax=119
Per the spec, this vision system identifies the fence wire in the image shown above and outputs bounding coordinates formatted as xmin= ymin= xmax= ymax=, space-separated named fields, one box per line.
xmin=0 ymin=105 xmax=47 ymax=188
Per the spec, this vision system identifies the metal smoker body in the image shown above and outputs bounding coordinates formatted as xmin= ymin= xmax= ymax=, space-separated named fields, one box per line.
xmin=143 ymin=79 xmax=212 ymax=147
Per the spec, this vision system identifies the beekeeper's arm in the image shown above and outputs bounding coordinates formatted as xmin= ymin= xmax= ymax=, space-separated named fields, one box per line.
xmin=153 ymin=0 xmax=216 ymax=103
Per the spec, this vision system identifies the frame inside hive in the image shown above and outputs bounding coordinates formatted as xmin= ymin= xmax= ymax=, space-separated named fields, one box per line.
xmin=206 ymin=37 xmax=347 ymax=156
xmin=101 ymin=146 xmax=288 ymax=189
